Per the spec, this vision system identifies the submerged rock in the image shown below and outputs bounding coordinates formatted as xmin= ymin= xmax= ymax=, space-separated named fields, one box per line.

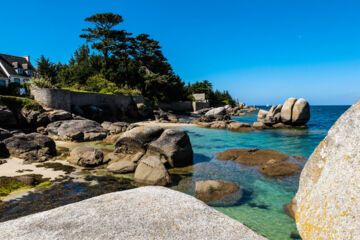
xmin=68 ymin=147 xmax=104 ymax=167
xmin=3 ymin=133 xmax=56 ymax=163
xmin=195 ymin=180 xmax=242 ymax=204
xmin=47 ymin=120 xmax=107 ymax=142
xmin=258 ymin=159 xmax=301 ymax=177
xmin=0 ymin=186 xmax=266 ymax=240
xmin=293 ymin=98 xmax=360 ymax=239
xmin=217 ymin=148 xmax=289 ymax=166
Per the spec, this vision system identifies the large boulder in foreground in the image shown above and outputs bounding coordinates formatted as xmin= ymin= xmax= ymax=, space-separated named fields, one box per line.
xmin=3 ymin=133 xmax=56 ymax=163
xmin=0 ymin=187 xmax=266 ymax=240
xmin=195 ymin=180 xmax=242 ymax=206
xmin=68 ymin=147 xmax=104 ymax=167
xmin=134 ymin=156 xmax=171 ymax=186
xmin=47 ymin=120 xmax=107 ymax=142
xmin=147 ymin=129 xmax=193 ymax=168
xmin=293 ymin=99 xmax=360 ymax=239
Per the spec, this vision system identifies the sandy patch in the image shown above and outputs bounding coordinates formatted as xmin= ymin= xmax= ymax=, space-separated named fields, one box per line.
xmin=0 ymin=158 xmax=66 ymax=180
xmin=137 ymin=121 xmax=196 ymax=128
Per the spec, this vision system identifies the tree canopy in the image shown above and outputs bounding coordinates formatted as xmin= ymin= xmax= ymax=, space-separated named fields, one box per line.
xmin=36 ymin=13 xmax=234 ymax=106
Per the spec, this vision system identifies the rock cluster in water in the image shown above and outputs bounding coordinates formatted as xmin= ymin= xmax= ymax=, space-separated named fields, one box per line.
xmin=254 ymin=98 xmax=310 ymax=128
xmin=292 ymin=98 xmax=360 ymax=239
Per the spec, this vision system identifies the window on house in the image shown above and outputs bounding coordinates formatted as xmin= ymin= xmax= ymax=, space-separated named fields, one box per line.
xmin=0 ymin=80 xmax=5 ymax=86
xmin=23 ymin=79 xmax=29 ymax=83
xmin=26 ymin=70 xmax=33 ymax=76
xmin=14 ymin=78 xmax=20 ymax=83
xmin=17 ymin=68 xmax=23 ymax=74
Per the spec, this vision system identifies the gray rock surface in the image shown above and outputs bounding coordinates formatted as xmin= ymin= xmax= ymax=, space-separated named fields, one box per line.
xmin=147 ymin=129 xmax=193 ymax=168
xmin=134 ymin=156 xmax=171 ymax=186
xmin=280 ymin=98 xmax=297 ymax=123
xmin=0 ymin=105 xmax=17 ymax=127
xmin=0 ymin=186 xmax=266 ymax=240
xmin=107 ymin=160 xmax=136 ymax=173
xmin=0 ymin=128 xmax=13 ymax=141
xmin=47 ymin=120 xmax=107 ymax=141
xmin=3 ymin=133 xmax=56 ymax=163
xmin=291 ymin=98 xmax=310 ymax=125
xmin=293 ymin=98 xmax=360 ymax=239
xmin=68 ymin=147 xmax=104 ymax=167
xmin=205 ymin=107 xmax=226 ymax=118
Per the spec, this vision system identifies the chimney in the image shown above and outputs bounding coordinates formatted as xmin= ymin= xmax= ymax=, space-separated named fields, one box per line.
xmin=23 ymin=56 xmax=30 ymax=63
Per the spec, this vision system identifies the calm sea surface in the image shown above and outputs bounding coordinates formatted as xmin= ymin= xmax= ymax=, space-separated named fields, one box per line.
xmin=173 ymin=105 xmax=350 ymax=240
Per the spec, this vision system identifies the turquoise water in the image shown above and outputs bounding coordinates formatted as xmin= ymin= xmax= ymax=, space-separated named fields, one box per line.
xmin=173 ymin=106 xmax=349 ymax=240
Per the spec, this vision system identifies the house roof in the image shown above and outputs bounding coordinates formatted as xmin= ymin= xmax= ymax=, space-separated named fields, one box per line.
xmin=0 ymin=53 xmax=36 ymax=78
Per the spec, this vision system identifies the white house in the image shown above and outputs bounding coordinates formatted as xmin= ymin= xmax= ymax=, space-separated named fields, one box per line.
xmin=0 ymin=53 xmax=35 ymax=86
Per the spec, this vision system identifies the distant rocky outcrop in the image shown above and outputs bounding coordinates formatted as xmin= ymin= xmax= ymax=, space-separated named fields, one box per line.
xmin=292 ymin=98 xmax=360 ymax=239
xmin=0 ymin=187 xmax=267 ymax=240
xmin=253 ymin=98 xmax=310 ymax=128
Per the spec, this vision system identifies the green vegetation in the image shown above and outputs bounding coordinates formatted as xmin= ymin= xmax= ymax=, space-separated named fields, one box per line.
xmin=36 ymin=13 xmax=235 ymax=106
xmin=0 ymin=95 xmax=41 ymax=110
xmin=35 ymin=181 xmax=53 ymax=189
xmin=0 ymin=177 xmax=31 ymax=196
xmin=36 ymin=162 xmax=76 ymax=174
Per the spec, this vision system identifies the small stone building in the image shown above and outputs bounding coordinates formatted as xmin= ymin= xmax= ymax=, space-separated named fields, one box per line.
xmin=192 ymin=93 xmax=210 ymax=111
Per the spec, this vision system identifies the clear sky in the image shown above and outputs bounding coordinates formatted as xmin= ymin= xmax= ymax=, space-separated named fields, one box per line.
xmin=1 ymin=0 xmax=359 ymax=105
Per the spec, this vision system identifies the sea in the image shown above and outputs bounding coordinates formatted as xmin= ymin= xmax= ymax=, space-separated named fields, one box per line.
xmin=172 ymin=105 xmax=350 ymax=240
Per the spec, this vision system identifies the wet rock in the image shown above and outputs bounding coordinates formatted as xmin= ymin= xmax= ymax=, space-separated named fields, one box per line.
xmin=3 ymin=133 xmax=56 ymax=163
xmin=47 ymin=120 xmax=108 ymax=142
xmin=195 ymin=180 xmax=242 ymax=204
xmin=68 ymin=147 xmax=104 ymax=167
xmin=134 ymin=156 xmax=171 ymax=186
xmin=293 ymin=98 xmax=360 ymax=239
xmin=252 ymin=121 xmax=268 ymax=129
xmin=284 ymin=198 xmax=297 ymax=219
xmin=102 ymin=122 xmax=129 ymax=135
xmin=291 ymin=98 xmax=310 ymax=125
xmin=46 ymin=109 xmax=73 ymax=122
xmin=227 ymin=121 xmax=253 ymax=132
xmin=0 ymin=128 xmax=13 ymax=141
xmin=147 ymin=129 xmax=193 ymax=168
xmin=217 ymin=148 xmax=289 ymax=166
xmin=0 ymin=105 xmax=17 ymax=127
xmin=0 ymin=142 xmax=9 ymax=158
xmin=15 ymin=175 xmax=35 ymax=186
xmin=258 ymin=159 xmax=301 ymax=177
xmin=107 ymin=161 xmax=136 ymax=173
xmin=209 ymin=121 xmax=227 ymax=129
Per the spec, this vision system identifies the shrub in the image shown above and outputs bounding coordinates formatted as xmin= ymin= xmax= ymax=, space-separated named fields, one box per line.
xmin=30 ymin=74 xmax=54 ymax=89
xmin=0 ymin=95 xmax=42 ymax=110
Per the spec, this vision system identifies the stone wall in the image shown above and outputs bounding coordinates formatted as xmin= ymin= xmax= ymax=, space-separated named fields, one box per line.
xmin=158 ymin=101 xmax=193 ymax=113
xmin=30 ymin=86 xmax=141 ymax=119
xmin=192 ymin=101 xmax=210 ymax=112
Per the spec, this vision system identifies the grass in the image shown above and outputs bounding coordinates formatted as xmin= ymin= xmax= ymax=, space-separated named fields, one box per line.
xmin=0 ymin=95 xmax=41 ymax=110
xmin=35 ymin=181 xmax=53 ymax=189
xmin=0 ymin=177 xmax=32 ymax=196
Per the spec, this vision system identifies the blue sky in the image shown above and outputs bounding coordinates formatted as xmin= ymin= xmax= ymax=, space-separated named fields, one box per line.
xmin=1 ymin=0 xmax=359 ymax=104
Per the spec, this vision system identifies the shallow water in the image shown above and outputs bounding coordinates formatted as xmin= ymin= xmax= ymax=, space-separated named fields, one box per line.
xmin=173 ymin=105 xmax=349 ymax=240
